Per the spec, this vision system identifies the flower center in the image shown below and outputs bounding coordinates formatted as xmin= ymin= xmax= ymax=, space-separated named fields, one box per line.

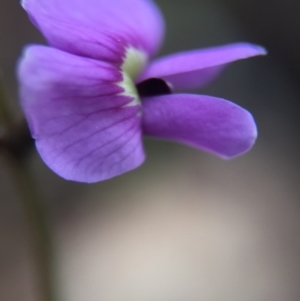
xmin=122 ymin=47 xmax=147 ymax=79
xmin=136 ymin=78 xmax=172 ymax=97
xmin=117 ymin=48 xmax=172 ymax=107
xmin=118 ymin=47 xmax=147 ymax=107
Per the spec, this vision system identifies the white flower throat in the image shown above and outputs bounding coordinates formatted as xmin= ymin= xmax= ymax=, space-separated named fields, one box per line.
xmin=118 ymin=47 xmax=147 ymax=107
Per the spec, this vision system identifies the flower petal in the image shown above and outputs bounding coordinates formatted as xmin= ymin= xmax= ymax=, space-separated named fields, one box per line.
xmin=138 ymin=43 xmax=266 ymax=90
xmin=18 ymin=46 xmax=145 ymax=183
xmin=142 ymin=94 xmax=257 ymax=158
xmin=22 ymin=0 xmax=165 ymax=63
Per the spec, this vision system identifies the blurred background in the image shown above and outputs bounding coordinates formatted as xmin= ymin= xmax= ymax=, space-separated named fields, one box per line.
xmin=0 ymin=0 xmax=300 ymax=300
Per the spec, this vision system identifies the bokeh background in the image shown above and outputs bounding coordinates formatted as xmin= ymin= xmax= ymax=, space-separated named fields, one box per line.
xmin=1 ymin=0 xmax=300 ymax=300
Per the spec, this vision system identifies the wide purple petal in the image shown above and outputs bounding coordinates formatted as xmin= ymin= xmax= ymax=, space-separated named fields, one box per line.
xmin=21 ymin=0 xmax=164 ymax=63
xmin=138 ymin=43 xmax=266 ymax=90
xmin=142 ymin=94 xmax=257 ymax=158
xmin=18 ymin=45 xmax=145 ymax=183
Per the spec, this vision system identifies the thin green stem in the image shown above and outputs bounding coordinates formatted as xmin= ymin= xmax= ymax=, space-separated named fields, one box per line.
xmin=0 ymin=72 xmax=56 ymax=301
xmin=0 ymin=76 xmax=11 ymax=126
xmin=3 ymin=152 xmax=57 ymax=301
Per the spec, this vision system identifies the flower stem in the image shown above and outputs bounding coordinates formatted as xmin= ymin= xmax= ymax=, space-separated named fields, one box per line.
xmin=3 ymin=152 xmax=57 ymax=301
xmin=0 ymin=74 xmax=11 ymax=126
xmin=0 ymin=75 xmax=56 ymax=301
xmin=0 ymin=76 xmax=56 ymax=301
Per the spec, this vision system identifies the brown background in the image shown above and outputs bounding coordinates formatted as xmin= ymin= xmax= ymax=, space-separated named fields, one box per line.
xmin=0 ymin=0 xmax=300 ymax=300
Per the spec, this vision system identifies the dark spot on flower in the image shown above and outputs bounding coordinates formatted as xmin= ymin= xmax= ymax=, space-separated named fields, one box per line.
xmin=137 ymin=78 xmax=172 ymax=97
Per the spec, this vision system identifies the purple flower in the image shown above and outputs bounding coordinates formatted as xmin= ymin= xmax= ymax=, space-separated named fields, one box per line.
xmin=17 ymin=0 xmax=266 ymax=183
